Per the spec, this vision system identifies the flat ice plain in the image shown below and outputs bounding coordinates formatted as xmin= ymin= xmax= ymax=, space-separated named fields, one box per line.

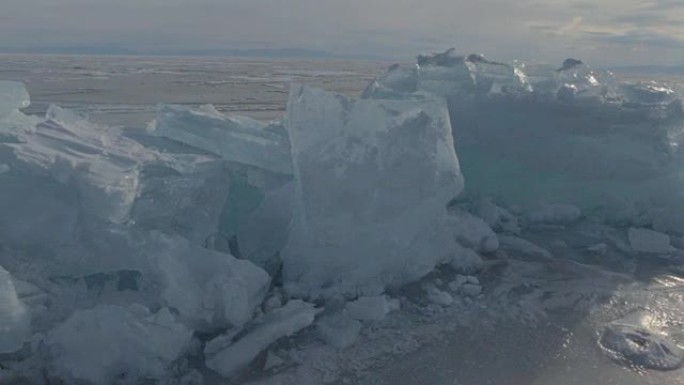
xmin=3 ymin=53 xmax=684 ymax=385
xmin=0 ymin=54 xmax=383 ymax=126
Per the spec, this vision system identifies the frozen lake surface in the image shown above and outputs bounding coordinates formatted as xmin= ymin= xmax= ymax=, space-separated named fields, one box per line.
xmin=0 ymin=54 xmax=385 ymax=126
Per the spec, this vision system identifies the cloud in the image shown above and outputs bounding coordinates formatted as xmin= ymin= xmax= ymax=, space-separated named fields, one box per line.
xmin=592 ymin=30 xmax=684 ymax=48
xmin=0 ymin=0 xmax=683 ymax=64
xmin=639 ymin=0 xmax=684 ymax=11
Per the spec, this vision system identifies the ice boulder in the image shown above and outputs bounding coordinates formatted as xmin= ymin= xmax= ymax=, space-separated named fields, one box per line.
xmin=282 ymin=85 xmax=463 ymax=298
xmin=473 ymin=198 xmax=520 ymax=234
xmin=446 ymin=211 xmax=499 ymax=254
xmin=316 ymin=313 xmax=362 ymax=348
xmin=148 ymin=233 xmax=270 ymax=330
xmin=45 ymin=305 xmax=193 ymax=385
xmin=205 ymin=300 xmax=321 ymax=378
xmin=0 ymin=265 xmax=30 ymax=354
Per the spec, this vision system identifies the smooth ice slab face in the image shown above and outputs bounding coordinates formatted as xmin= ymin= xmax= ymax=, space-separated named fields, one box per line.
xmin=0 ymin=81 xmax=30 ymax=118
xmin=45 ymin=305 xmax=193 ymax=385
xmin=0 ymin=265 xmax=30 ymax=354
xmin=282 ymin=85 xmax=463 ymax=298
xmin=154 ymin=104 xmax=292 ymax=175
xmin=132 ymin=156 xmax=232 ymax=245
xmin=236 ymin=182 xmax=295 ymax=272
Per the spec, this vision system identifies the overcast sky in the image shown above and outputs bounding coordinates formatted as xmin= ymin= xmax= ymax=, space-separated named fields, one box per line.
xmin=2 ymin=0 xmax=684 ymax=65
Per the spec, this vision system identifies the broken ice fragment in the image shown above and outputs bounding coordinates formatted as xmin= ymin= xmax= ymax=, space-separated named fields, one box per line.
xmin=423 ymin=283 xmax=454 ymax=306
xmin=0 ymin=265 xmax=30 ymax=354
xmin=0 ymin=81 xmax=30 ymax=118
xmin=345 ymin=295 xmax=400 ymax=322
xmin=316 ymin=313 xmax=362 ymax=349
xmin=474 ymin=198 xmax=520 ymax=234
xmin=628 ymin=227 xmax=672 ymax=254
xmin=205 ymin=300 xmax=320 ymax=378
xmin=446 ymin=212 xmax=499 ymax=253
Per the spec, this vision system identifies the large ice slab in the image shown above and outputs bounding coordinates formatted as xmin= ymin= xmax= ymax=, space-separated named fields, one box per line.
xmin=1 ymin=105 xmax=153 ymax=228
xmin=154 ymin=104 xmax=292 ymax=175
xmin=282 ymin=85 xmax=463 ymax=298
xmin=45 ymin=305 xmax=193 ymax=384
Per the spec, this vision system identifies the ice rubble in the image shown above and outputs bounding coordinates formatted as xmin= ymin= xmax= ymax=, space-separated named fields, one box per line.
xmin=2 ymin=48 xmax=684 ymax=384
xmin=0 ymin=83 xmax=279 ymax=383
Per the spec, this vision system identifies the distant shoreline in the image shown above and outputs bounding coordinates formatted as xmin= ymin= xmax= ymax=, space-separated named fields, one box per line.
xmin=0 ymin=48 xmax=396 ymax=62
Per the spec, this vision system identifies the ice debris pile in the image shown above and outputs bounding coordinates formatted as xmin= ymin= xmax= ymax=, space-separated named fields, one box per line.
xmin=1 ymin=48 xmax=684 ymax=384
xmin=364 ymin=49 xmax=684 ymax=229
xmin=0 ymin=77 xmax=473 ymax=384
